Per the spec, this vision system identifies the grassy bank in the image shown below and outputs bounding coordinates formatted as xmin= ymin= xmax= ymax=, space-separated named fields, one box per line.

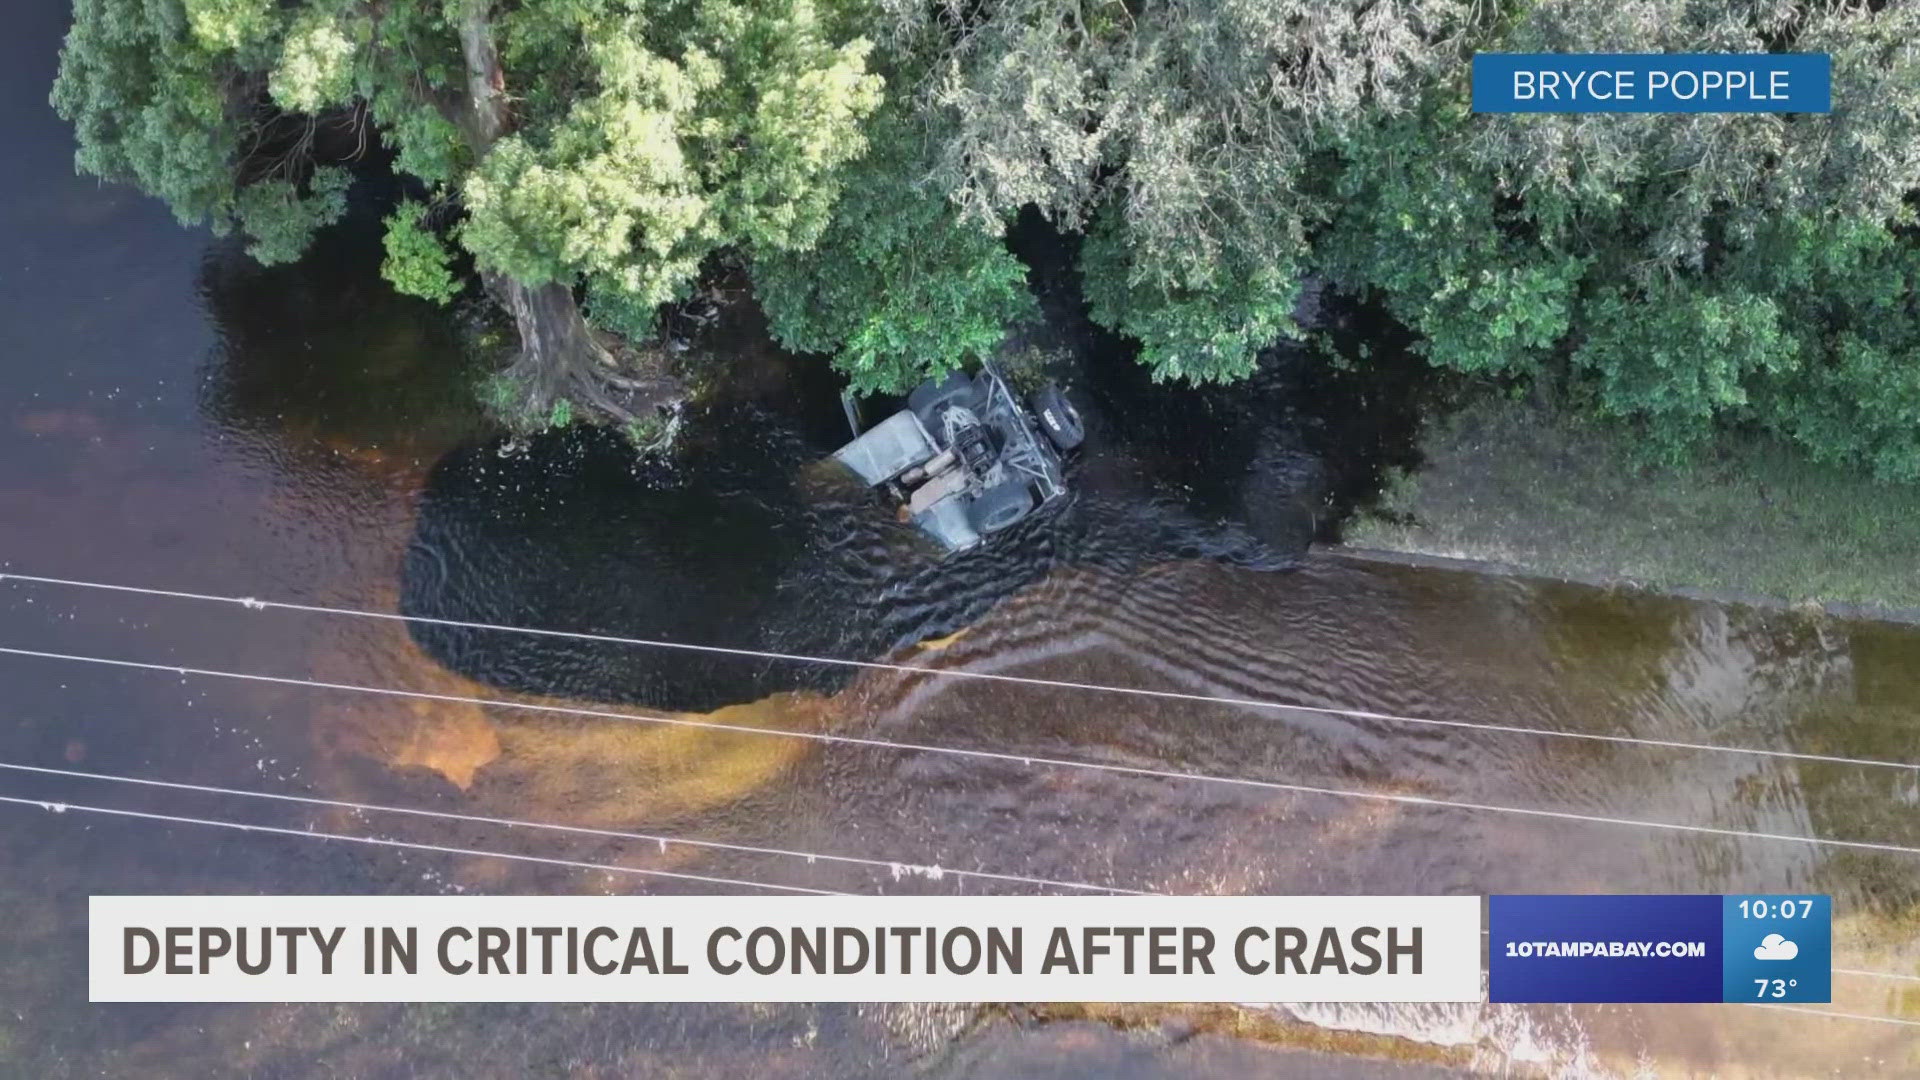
xmin=1343 ymin=397 xmax=1920 ymax=614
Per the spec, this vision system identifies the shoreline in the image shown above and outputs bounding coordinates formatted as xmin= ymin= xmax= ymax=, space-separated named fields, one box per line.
xmin=1315 ymin=544 xmax=1920 ymax=629
xmin=1337 ymin=397 xmax=1920 ymax=629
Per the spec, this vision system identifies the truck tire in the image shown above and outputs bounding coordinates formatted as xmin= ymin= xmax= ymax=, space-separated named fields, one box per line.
xmin=968 ymin=480 xmax=1034 ymax=534
xmin=908 ymin=370 xmax=977 ymax=434
xmin=1030 ymin=384 xmax=1085 ymax=451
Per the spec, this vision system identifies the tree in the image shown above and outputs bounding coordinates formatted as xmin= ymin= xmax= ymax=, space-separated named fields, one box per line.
xmin=849 ymin=0 xmax=1920 ymax=476
xmin=1314 ymin=0 xmax=1920 ymax=476
xmin=57 ymin=0 xmax=1920 ymax=478
xmin=53 ymin=0 xmax=881 ymax=428
xmin=870 ymin=0 xmax=1476 ymax=381
xmin=749 ymin=110 xmax=1035 ymax=393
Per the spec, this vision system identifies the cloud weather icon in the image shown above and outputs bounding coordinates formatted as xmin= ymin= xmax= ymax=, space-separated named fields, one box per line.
xmin=1753 ymin=934 xmax=1799 ymax=961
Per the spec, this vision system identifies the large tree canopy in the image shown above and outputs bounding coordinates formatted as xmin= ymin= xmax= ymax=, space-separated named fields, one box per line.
xmin=1309 ymin=1 xmax=1920 ymax=477
xmin=853 ymin=0 xmax=1920 ymax=477
xmin=54 ymin=0 xmax=1920 ymax=479
xmin=55 ymin=0 xmax=880 ymax=429
xmin=748 ymin=107 xmax=1036 ymax=394
xmin=867 ymin=0 xmax=1478 ymax=382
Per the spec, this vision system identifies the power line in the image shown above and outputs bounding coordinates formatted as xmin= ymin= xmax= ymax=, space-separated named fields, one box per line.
xmin=0 ymin=759 xmax=1138 ymax=895
xmin=7 ymin=801 xmax=1918 ymax=1023
xmin=1836 ymin=967 xmax=1920 ymax=983
xmin=6 ymin=579 xmax=1915 ymax=1023
xmin=6 ymin=643 xmax=1920 ymax=859
xmin=1747 ymin=1002 xmax=1920 ymax=1029
xmin=3 ymin=571 xmax=1911 ymax=773
xmin=0 ymin=795 xmax=837 ymax=894
xmin=12 ymin=757 xmax=1917 ymax=984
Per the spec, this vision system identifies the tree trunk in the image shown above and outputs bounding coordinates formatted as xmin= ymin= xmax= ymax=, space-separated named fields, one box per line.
xmin=455 ymin=0 xmax=681 ymax=431
xmin=489 ymin=275 xmax=680 ymax=429
xmin=456 ymin=0 xmax=508 ymax=148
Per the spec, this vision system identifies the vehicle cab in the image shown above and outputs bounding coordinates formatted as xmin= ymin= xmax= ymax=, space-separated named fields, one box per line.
xmin=831 ymin=362 xmax=1084 ymax=552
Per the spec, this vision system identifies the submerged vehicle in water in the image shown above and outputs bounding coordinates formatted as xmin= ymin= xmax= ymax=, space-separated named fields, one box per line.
xmin=832 ymin=361 xmax=1084 ymax=552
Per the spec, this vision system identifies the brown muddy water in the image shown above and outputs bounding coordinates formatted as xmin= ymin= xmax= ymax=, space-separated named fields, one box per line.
xmin=4 ymin=4 xmax=1920 ymax=1078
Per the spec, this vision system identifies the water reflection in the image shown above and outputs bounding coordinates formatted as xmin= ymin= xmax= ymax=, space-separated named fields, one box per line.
xmin=397 ymin=396 xmax=1301 ymax=713
xmin=197 ymin=206 xmax=488 ymax=469
xmin=394 ymin=218 xmax=1447 ymax=714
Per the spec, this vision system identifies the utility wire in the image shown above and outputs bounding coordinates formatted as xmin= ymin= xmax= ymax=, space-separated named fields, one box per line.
xmin=1835 ymin=967 xmax=1920 ymax=983
xmin=13 ymin=757 xmax=1918 ymax=984
xmin=6 ymin=644 xmax=1920 ymax=860
xmin=5 ymin=794 xmax=1916 ymax=1013
xmin=1747 ymin=1002 xmax=1920 ymax=1029
xmin=0 ymin=759 xmax=1138 ymax=895
xmin=3 ymin=572 xmax=1912 ymax=773
xmin=11 ymin=576 xmax=1920 ymax=1014
xmin=0 ymin=794 xmax=837 ymax=894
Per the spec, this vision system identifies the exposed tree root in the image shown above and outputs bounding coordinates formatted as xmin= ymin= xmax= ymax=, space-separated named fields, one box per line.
xmin=487 ymin=275 xmax=686 ymax=437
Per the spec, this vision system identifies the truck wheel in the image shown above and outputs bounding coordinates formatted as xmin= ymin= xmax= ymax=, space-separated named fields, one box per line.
xmin=968 ymin=481 xmax=1034 ymax=534
xmin=908 ymin=370 xmax=977 ymax=433
xmin=1030 ymin=384 xmax=1085 ymax=451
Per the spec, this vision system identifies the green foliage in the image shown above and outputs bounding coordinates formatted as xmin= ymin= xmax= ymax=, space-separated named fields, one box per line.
xmin=369 ymin=85 xmax=467 ymax=187
xmin=235 ymin=166 xmax=353 ymax=264
xmin=57 ymin=0 xmax=881 ymax=341
xmin=1737 ymin=213 xmax=1920 ymax=481
xmin=1318 ymin=114 xmax=1585 ymax=378
xmin=873 ymin=0 xmax=1476 ymax=384
xmin=461 ymin=0 xmax=881 ymax=321
xmin=182 ymin=0 xmax=275 ymax=54
xmin=690 ymin=5 xmax=880 ymax=254
xmin=54 ymin=0 xmax=1920 ymax=475
xmin=53 ymin=0 xmax=247 ymax=230
xmin=364 ymin=4 xmax=466 ymax=185
xmin=868 ymin=0 xmax=1920 ymax=479
xmin=1298 ymin=3 xmax=1920 ymax=478
xmin=752 ymin=115 xmax=1034 ymax=393
xmin=460 ymin=33 xmax=708 ymax=294
xmin=1574 ymin=287 xmax=1793 ymax=461
xmin=269 ymin=9 xmax=365 ymax=114
xmin=1079 ymin=207 xmax=1300 ymax=384
xmin=381 ymin=199 xmax=461 ymax=303
xmin=622 ymin=410 xmax=671 ymax=449
xmin=477 ymin=370 xmax=517 ymax=414
xmin=581 ymin=274 xmax=670 ymax=342
xmin=54 ymin=0 xmax=361 ymax=262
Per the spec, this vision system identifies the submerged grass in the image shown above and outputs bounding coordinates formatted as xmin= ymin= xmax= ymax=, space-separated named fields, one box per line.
xmin=1345 ymin=397 xmax=1920 ymax=614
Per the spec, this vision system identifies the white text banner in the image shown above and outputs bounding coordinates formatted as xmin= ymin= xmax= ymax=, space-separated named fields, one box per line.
xmin=91 ymin=894 xmax=1482 ymax=1003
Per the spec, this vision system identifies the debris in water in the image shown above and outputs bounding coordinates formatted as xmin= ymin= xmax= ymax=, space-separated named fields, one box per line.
xmin=888 ymin=862 xmax=946 ymax=881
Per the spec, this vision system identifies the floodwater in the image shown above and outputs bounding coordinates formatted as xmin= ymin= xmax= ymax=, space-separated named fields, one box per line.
xmin=3 ymin=3 xmax=1919 ymax=1077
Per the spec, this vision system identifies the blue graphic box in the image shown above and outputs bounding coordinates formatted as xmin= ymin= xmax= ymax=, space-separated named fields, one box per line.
xmin=1721 ymin=895 xmax=1831 ymax=1004
xmin=1473 ymin=54 xmax=1831 ymax=113
xmin=1490 ymin=895 xmax=1830 ymax=1003
xmin=1492 ymin=895 xmax=1720 ymax=1003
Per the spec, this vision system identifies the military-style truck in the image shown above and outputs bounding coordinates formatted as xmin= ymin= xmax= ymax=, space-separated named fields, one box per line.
xmin=832 ymin=362 xmax=1084 ymax=552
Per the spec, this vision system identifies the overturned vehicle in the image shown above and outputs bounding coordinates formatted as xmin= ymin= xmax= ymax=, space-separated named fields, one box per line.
xmin=832 ymin=362 xmax=1084 ymax=552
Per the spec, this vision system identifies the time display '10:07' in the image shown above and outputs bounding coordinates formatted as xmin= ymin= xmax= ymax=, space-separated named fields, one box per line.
xmin=1737 ymin=899 xmax=1814 ymax=919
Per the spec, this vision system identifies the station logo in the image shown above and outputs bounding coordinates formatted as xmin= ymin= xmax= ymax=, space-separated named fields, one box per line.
xmin=1489 ymin=894 xmax=1831 ymax=1003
